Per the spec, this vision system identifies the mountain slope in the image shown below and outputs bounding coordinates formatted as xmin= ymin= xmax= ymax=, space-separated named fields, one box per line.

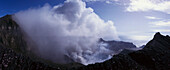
xmin=77 ymin=32 xmax=170 ymax=70
xmin=0 ymin=15 xmax=27 ymax=53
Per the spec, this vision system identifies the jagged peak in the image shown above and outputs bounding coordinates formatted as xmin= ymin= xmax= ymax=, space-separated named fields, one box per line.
xmin=166 ymin=35 xmax=170 ymax=37
xmin=153 ymin=32 xmax=163 ymax=40
xmin=0 ymin=14 xmax=12 ymax=21
xmin=155 ymin=32 xmax=161 ymax=36
xmin=98 ymin=38 xmax=105 ymax=42
xmin=2 ymin=14 xmax=11 ymax=18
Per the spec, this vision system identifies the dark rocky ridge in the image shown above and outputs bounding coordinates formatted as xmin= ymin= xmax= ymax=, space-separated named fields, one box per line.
xmin=0 ymin=15 xmax=170 ymax=70
xmin=77 ymin=32 xmax=170 ymax=70
xmin=99 ymin=38 xmax=137 ymax=54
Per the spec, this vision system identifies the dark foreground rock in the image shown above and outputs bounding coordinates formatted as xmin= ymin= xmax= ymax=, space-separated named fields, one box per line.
xmin=0 ymin=44 xmax=58 ymax=70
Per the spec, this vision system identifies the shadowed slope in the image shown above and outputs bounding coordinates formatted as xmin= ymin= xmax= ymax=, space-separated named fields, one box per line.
xmin=77 ymin=32 xmax=170 ymax=70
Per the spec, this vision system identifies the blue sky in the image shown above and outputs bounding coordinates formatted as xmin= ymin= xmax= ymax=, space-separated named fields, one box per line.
xmin=0 ymin=0 xmax=65 ymax=17
xmin=0 ymin=0 xmax=170 ymax=46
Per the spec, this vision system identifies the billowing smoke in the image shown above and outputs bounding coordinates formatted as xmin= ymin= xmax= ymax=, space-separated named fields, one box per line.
xmin=13 ymin=0 xmax=119 ymax=65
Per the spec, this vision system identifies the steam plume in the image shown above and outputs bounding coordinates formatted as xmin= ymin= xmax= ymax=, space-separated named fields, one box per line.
xmin=13 ymin=0 xmax=119 ymax=65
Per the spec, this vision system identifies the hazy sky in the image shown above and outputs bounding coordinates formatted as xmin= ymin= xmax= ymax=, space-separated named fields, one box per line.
xmin=0 ymin=0 xmax=170 ymax=46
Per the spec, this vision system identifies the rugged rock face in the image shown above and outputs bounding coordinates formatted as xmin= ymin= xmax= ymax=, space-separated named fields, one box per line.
xmin=0 ymin=44 xmax=59 ymax=70
xmin=0 ymin=15 xmax=27 ymax=53
xmin=77 ymin=32 xmax=170 ymax=70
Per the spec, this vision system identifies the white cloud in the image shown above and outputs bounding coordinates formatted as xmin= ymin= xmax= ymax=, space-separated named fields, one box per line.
xmin=128 ymin=35 xmax=151 ymax=41
xmin=130 ymin=35 xmax=152 ymax=46
xmin=83 ymin=0 xmax=119 ymax=4
xmin=145 ymin=16 xmax=161 ymax=20
xmin=150 ymin=20 xmax=170 ymax=27
xmin=84 ymin=0 xmax=119 ymax=2
xmin=152 ymin=29 xmax=170 ymax=32
xmin=120 ymin=35 xmax=152 ymax=47
xmin=84 ymin=0 xmax=92 ymax=1
xmin=106 ymin=1 xmax=111 ymax=4
xmin=127 ymin=0 xmax=170 ymax=14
